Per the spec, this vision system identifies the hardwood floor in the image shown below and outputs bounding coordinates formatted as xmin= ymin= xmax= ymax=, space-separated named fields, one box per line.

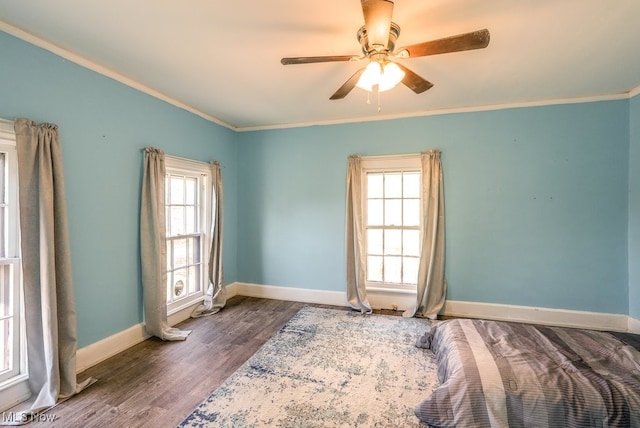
xmin=30 ymin=296 xmax=342 ymax=428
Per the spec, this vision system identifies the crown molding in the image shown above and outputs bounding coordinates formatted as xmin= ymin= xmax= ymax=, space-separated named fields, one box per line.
xmin=2 ymin=20 xmax=638 ymax=133
xmin=0 ymin=20 xmax=238 ymax=132
xmin=238 ymin=92 xmax=631 ymax=132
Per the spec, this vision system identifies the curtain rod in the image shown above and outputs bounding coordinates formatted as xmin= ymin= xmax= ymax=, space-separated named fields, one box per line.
xmin=354 ymin=152 xmax=418 ymax=160
xmin=141 ymin=147 xmax=215 ymax=166
xmin=356 ymin=151 xmax=439 ymax=160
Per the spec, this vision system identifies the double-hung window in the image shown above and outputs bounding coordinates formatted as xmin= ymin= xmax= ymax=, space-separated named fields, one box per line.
xmin=164 ymin=157 xmax=211 ymax=315
xmin=0 ymin=121 xmax=28 ymax=410
xmin=362 ymin=155 xmax=422 ymax=291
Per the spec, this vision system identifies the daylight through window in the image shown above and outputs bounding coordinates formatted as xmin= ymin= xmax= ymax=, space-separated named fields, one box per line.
xmin=0 ymin=132 xmax=25 ymax=391
xmin=164 ymin=158 xmax=211 ymax=314
xmin=363 ymin=155 xmax=422 ymax=290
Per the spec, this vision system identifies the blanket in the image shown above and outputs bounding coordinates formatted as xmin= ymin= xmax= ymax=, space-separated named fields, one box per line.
xmin=415 ymin=319 xmax=640 ymax=427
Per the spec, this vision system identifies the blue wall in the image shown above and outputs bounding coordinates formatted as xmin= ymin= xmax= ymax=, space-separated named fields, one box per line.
xmin=2 ymin=28 xmax=637 ymax=349
xmin=238 ymin=102 xmax=630 ymax=315
xmin=629 ymin=94 xmax=640 ymax=319
xmin=0 ymin=32 xmax=238 ymax=347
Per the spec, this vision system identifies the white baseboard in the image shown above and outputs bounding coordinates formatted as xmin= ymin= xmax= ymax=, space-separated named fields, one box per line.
xmin=442 ymin=300 xmax=629 ymax=332
xmin=235 ymin=283 xmax=632 ymax=332
xmin=76 ymin=282 xmax=637 ymax=374
xmin=352 ymin=287 xmax=417 ymax=311
xmin=629 ymin=316 xmax=640 ymax=334
xmin=233 ymin=282 xmax=416 ymax=311
xmin=233 ymin=282 xmax=347 ymax=307
xmin=76 ymin=291 xmax=219 ymax=374
xmin=76 ymin=323 xmax=149 ymax=374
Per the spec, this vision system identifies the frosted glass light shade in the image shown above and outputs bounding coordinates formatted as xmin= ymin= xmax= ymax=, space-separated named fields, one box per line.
xmin=356 ymin=61 xmax=382 ymax=91
xmin=378 ymin=62 xmax=405 ymax=92
xmin=356 ymin=61 xmax=405 ymax=92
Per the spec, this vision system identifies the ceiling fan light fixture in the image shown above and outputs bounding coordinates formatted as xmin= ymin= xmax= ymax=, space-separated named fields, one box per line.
xmin=280 ymin=0 xmax=490 ymax=101
xmin=356 ymin=61 xmax=382 ymax=91
xmin=378 ymin=61 xmax=405 ymax=92
xmin=356 ymin=61 xmax=404 ymax=92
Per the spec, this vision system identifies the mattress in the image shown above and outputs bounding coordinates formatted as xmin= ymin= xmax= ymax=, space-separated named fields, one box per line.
xmin=415 ymin=318 xmax=640 ymax=427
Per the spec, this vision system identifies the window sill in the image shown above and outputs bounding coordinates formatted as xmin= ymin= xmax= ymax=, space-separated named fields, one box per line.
xmin=0 ymin=375 xmax=30 ymax=413
xmin=366 ymin=285 xmax=417 ymax=295
xmin=167 ymin=298 xmax=205 ymax=327
xmin=168 ymin=294 xmax=205 ymax=316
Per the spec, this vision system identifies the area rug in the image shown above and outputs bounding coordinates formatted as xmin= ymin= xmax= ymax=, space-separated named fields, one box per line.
xmin=178 ymin=306 xmax=439 ymax=427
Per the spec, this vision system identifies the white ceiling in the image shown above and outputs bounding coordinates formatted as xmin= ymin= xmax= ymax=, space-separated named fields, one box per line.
xmin=1 ymin=0 xmax=640 ymax=131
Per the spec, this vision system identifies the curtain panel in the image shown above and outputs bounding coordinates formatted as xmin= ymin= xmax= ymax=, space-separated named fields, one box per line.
xmin=404 ymin=150 xmax=446 ymax=319
xmin=191 ymin=161 xmax=227 ymax=317
xmin=345 ymin=155 xmax=372 ymax=313
xmin=12 ymin=118 xmax=94 ymax=423
xmin=140 ymin=147 xmax=191 ymax=340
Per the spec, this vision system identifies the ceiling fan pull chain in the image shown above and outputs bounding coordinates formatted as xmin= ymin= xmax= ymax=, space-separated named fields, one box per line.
xmin=377 ymin=88 xmax=381 ymax=112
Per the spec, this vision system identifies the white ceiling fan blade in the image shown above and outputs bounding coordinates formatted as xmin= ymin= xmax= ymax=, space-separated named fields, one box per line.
xmin=361 ymin=0 xmax=394 ymax=51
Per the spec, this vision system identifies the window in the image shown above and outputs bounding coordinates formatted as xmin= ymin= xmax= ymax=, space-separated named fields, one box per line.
xmin=0 ymin=121 xmax=28 ymax=409
xmin=362 ymin=155 xmax=421 ymax=291
xmin=164 ymin=157 xmax=211 ymax=315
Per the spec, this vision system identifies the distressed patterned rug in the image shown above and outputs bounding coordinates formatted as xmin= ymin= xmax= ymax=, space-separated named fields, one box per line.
xmin=178 ymin=306 xmax=439 ymax=427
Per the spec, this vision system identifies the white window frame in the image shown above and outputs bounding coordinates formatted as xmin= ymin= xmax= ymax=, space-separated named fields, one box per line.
xmin=164 ymin=156 xmax=211 ymax=316
xmin=361 ymin=154 xmax=422 ymax=293
xmin=0 ymin=120 xmax=29 ymax=412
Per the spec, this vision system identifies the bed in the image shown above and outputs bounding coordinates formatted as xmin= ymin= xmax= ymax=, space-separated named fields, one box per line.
xmin=415 ymin=318 xmax=640 ymax=427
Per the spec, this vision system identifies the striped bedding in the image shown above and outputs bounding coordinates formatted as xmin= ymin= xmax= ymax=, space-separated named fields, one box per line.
xmin=415 ymin=319 xmax=640 ymax=427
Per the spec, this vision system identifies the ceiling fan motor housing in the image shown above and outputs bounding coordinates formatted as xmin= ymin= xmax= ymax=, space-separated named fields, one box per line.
xmin=358 ymin=22 xmax=401 ymax=55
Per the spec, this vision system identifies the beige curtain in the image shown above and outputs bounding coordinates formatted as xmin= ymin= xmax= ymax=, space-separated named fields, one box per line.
xmin=12 ymin=118 xmax=94 ymax=422
xmin=345 ymin=155 xmax=372 ymax=313
xmin=404 ymin=150 xmax=446 ymax=319
xmin=191 ymin=161 xmax=227 ymax=317
xmin=140 ymin=147 xmax=191 ymax=340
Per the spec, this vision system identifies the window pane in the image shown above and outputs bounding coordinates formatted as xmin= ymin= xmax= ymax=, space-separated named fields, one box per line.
xmin=166 ymin=271 xmax=173 ymax=302
xmin=384 ymin=173 xmax=402 ymax=198
xmin=383 ymin=256 xmax=402 ymax=283
xmin=367 ymin=256 xmax=383 ymax=282
xmin=185 ymin=206 xmax=196 ymax=234
xmin=0 ymin=207 xmax=5 ymax=258
xmin=170 ymin=206 xmax=185 ymax=236
xmin=384 ymin=229 xmax=401 ymax=255
xmin=0 ymin=153 xmax=5 ymax=204
xmin=192 ymin=236 xmax=201 ymax=264
xmin=170 ymin=176 xmax=184 ymax=204
xmin=0 ymin=153 xmax=5 ymax=238
xmin=403 ymin=257 xmax=419 ymax=285
xmin=172 ymin=269 xmax=187 ymax=299
xmin=188 ymin=265 xmax=200 ymax=293
xmin=166 ymin=240 xmax=173 ymax=270
xmin=186 ymin=237 xmax=197 ymax=265
xmin=185 ymin=177 xmax=197 ymax=205
xmin=367 ymin=173 xmax=383 ymax=198
xmin=384 ymin=199 xmax=401 ymax=226
xmin=173 ymin=238 xmax=187 ymax=268
xmin=403 ymin=230 xmax=420 ymax=256
xmin=165 ymin=206 xmax=171 ymax=236
xmin=403 ymin=199 xmax=420 ymax=226
xmin=0 ymin=264 xmax=10 ymax=317
xmin=367 ymin=229 xmax=383 ymax=255
xmin=367 ymin=199 xmax=383 ymax=226
xmin=0 ymin=319 xmax=11 ymax=372
xmin=403 ymin=172 xmax=420 ymax=198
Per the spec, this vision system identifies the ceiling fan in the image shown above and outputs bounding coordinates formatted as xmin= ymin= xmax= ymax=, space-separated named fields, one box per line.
xmin=281 ymin=0 xmax=490 ymax=100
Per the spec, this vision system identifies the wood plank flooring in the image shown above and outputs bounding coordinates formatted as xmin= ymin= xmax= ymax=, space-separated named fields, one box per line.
xmin=30 ymin=296 xmax=344 ymax=428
